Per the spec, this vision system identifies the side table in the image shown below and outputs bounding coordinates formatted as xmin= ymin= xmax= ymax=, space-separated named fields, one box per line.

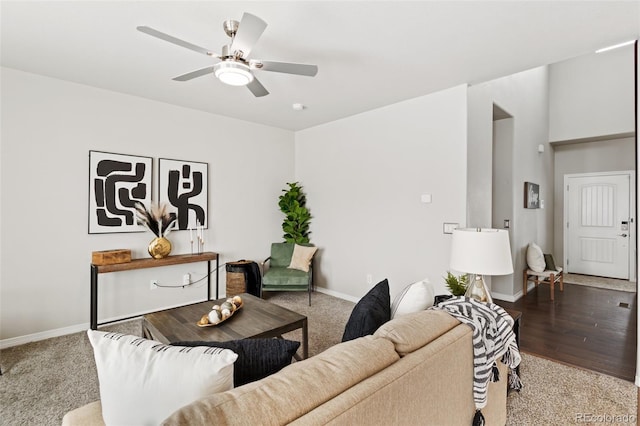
xmin=434 ymin=296 xmax=522 ymax=374
xmin=90 ymin=252 xmax=219 ymax=330
xmin=505 ymin=308 xmax=522 ymax=347
xmin=434 ymin=296 xmax=522 ymax=346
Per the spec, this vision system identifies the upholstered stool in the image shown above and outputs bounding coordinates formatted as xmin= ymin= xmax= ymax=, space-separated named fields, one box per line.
xmin=523 ymin=268 xmax=564 ymax=301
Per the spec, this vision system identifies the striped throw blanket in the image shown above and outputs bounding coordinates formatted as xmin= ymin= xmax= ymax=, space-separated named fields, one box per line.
xmin=435 ymin=296 xmax=522 ymax=425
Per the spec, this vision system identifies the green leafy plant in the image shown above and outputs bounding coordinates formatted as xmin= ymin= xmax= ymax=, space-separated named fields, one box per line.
xmin=278 ymin=182 xmax=311 ymax=244
xmin=444 ymin=271 xmax=469 ymax=296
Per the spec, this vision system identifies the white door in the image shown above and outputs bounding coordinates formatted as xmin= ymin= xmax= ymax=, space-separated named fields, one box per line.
xmin=566 ymin=173 xmax=631 ymax=279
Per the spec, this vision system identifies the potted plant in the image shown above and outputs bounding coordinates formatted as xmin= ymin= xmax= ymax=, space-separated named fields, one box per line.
xmin=278 ymin=182 xmax=311 ymax=244
xmin=444 ymin=271 xmax=468 ymax=296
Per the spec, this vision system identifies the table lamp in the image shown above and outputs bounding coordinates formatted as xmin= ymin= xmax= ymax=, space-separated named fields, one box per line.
xmin=449 ymin=228 xmax=514 ymax=303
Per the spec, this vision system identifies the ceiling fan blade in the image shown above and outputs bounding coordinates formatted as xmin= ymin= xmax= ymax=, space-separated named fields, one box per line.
xmin=247 ymin=77 xmax=269 ymax=97
xmin=230 ymin=13 xmax=267 ymax=58
xmin=137 ymin=26 xmax=218 ymax=57
xmin=254 ymin=60 xmax=318 ymax=77
xmin=172 ymin=66 xmax=216 ymax=81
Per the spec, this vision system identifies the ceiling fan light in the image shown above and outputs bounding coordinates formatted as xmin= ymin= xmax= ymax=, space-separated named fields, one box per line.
xmin=213 ymin=61 xmax=254 ymax=86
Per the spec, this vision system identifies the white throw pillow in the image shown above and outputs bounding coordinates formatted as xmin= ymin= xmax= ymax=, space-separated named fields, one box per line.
xmin=526 ymin=243 xmax=546 ymax=272
xmin=390 ymin=279 xmax=434 ymax=319
xmin=88 ymin=330 xmax=237 ymax=425
xmin=288 ymin=244 xmax=318 ymax=272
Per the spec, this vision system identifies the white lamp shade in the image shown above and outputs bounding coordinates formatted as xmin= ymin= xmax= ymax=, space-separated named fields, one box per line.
xmin=450 ymin=228 xmax=514 ymax=276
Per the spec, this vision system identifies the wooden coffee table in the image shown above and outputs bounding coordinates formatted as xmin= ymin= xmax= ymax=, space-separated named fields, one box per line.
xmin=143 ymin=293 xmax=308 ymax=359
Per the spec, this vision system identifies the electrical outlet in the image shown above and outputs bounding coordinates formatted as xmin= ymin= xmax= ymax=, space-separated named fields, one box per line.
xmin=150 ymin=279 xmax=158 ymax=290
xmin=182 ymin=273 xmax=191 ymax=285
xmin=366 ymin=274 xmax=373 ymax=285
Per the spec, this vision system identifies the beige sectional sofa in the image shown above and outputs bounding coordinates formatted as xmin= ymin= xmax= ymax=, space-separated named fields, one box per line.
xmin=63 ymin=309 xmax=507 ymax=425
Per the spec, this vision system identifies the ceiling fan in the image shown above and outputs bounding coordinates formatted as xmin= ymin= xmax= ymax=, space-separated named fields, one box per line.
xmin=137 ymin=13 xmax=318 ymax=97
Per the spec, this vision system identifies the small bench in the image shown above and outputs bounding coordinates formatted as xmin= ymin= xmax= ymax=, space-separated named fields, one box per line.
xmin=523 ymin=268 xmax=564 ymax=301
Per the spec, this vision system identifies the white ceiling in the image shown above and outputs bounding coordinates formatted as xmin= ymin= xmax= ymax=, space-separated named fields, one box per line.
xmin=1 ymin=1 xmax=639 ymax=131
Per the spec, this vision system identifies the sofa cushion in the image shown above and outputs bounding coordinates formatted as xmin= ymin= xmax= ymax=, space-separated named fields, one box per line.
xmin=342 ymin=279 xmax=391 ymax=342
xmin=161 ymin=335 xmax=399 ymax=426
xmin=270 ymin=242 xmax=295 ymax=267
xmin=262 ymin=267 xmax=310 ymax=286
xmin=290 ymin=324 xmax=482 ymax=426
xmin=390 ymin=279 xmax=434 ymax=319
xmin=526 ymin=242 xmax=545 ymax=272
xmin=87 ymin=330 xmax=237 ymax=426
xmin=171 ymin=339 xmax=300 ymax=386
xmin=374 ymin=309 xmax=461 ymax=356
xmin=289 ymin=244 xmax=318 ymax=272
xmin=61 ymin=401 xmax=104 ymax=426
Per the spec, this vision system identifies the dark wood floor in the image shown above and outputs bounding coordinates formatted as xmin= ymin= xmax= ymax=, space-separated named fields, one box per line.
xmin=497 ymin=282 xmax=637 ymax=382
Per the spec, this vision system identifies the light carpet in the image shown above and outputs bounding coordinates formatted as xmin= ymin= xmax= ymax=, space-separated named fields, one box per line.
xmin=0 ymin=291 xmax=636 ymax=425
xmin=511 ymin=353 xmax=637 ymax=425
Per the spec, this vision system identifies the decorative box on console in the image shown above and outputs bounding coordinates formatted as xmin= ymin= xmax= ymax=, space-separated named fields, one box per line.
xmin=92 ymin=249 xmax=132 ymax=266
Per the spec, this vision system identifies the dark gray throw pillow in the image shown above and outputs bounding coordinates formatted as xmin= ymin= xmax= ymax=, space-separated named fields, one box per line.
xmin=341 ymin=278 xmax=391 ymax=342
xmin=171 ymin=338 xmax=300 ymax=387
xmin=544 ymin=254 xmax=557 ymax=271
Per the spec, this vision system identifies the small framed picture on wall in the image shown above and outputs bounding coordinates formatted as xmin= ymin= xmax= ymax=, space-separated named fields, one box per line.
xmin=158 ymin=158 xmax=208 ymax=230
xmin=524 ymin=182 xmax=540 ymax=209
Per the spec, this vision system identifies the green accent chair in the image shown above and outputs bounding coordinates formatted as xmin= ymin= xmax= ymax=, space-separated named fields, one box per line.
xmin=261 ymin=243 xmax=314 ymax=306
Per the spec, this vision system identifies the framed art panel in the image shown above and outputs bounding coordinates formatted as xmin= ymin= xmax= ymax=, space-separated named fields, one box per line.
xmin=89 ymin=151 xmax=152 ymax=234
xmin=159 ymin=158 xmax=208 ymax=230
xmin=524 ymin=182 xmax=540 ymax=209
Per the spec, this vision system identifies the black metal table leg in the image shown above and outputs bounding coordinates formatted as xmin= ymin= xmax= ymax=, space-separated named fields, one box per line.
xmin=90 ymin=265 xmax=98 ymax=330
xmin=207 ymin=260 xmax=211 ymax=301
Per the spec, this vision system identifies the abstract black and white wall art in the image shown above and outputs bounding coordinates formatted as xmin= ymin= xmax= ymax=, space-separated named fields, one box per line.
xmin=89 ymin=151 xmax=152 ymax=234
xmin=159 ymin=158 xmax=208 ymax=230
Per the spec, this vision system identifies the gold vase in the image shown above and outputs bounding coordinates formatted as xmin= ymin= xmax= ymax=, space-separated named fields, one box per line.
xmin=148 ymin=237 xmax=172 ymax=259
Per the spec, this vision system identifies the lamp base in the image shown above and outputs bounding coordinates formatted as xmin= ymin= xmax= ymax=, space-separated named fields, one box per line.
xmin=464 ymin=275 xmax=493 ymax=303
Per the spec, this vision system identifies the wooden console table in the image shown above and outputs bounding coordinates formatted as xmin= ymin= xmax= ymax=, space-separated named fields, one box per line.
xmin=90 ymin=252 xmax=219 ymax=330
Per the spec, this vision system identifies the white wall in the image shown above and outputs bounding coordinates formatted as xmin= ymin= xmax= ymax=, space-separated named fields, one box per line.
xmin=295 ymin=85 xmax=468 ymax=300
xmin=492 ymin=118 xmax=514 ymax=231
xmin=548 ymin=45 xmax=635 ymax=142
xmin=552 ymin=137 xmax=636 ymax=262
xmin=548 ymin=44 xmax=636 ymax=268
xmin=0 ymin=67 xmax=294 ymax=344
xmin=467 ymin=67 xmax=552 ymax=300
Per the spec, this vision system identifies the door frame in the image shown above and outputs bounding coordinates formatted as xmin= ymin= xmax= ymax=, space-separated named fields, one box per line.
xmin=563 ymin=170 xmax=636 ymax=282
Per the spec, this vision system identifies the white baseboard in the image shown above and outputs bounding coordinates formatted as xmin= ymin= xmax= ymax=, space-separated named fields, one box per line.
xmin=1 ymin=292 xmax=355 ymax=349
xmin=492 ymin=283 xmax=536 ymax=303
xmin=1 ymin=292 xmax=358 ymax=350
xmin=315 ymin=286 xmax=359 ymax=303
xmin=491 ymin=291 xmax=519 ymax=302
xmin=0 ymin=323 xmax=90 ymax=350
xmin=0 ymin=298 xmax=205 ymax=350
